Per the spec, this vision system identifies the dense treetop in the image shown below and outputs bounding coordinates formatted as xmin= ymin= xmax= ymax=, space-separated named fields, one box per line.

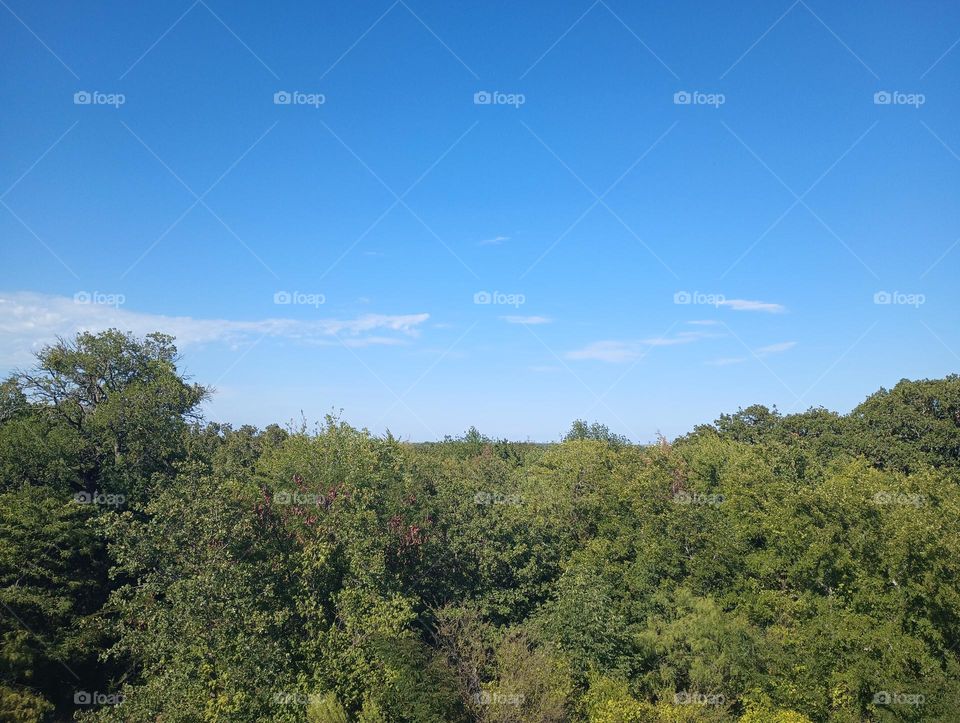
xmin=1 ymin=330 xmax=958 ymax=721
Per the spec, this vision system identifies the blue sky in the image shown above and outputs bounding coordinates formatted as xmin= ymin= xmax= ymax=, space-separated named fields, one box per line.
xmin=1 ymin=0 xmax=958 ymax=441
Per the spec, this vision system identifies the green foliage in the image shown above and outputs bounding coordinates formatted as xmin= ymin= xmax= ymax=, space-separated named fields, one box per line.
xmin=0 ymin=684 xmax=54 ymax=723
xmin=2 ymin=331 xmax=960 ymax=721
xmin=849 ymin=375 xmax=960 ymax=471
xmin=564 ymin=419 xmax=630 ymax=446
xmin=0 ymin=486 xmax=110 ymax=718
xmin=307 ymin=692 xmax=349 ymax=723
xmin=433 ymin=604 xmax=571 ymax=721
xmin=8 ymin=329 xmax=208 ymax=502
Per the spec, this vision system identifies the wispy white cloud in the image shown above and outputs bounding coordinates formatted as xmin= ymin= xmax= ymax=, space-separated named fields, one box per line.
xmin=567 ymin=330 xmax=717 ymax=362
xmin=567 ymin=341 xmax=640 ymax=363
xmin=0 ymin=291 xmax=429 ymax=367
xmin=705 ymin=341 xmax=796 ymax=366
xmin=676 ymin=330 xmax=724 ymax=339
xmin=756 ymin=341 xmax=797 ymax=355
xmin=642 ymin=335 xmax=697 ymax=346
xmin=501 ymin=315 xmax=551 ymax=325
xmin=478 ymin=235 xmax=510 ymax=246
xmin=705 ymin=357 xmax=748 ymax=366
xmin=716 ymin=298 xmax=785 ymax=313
xmin=687 ymin=319 xmax=720 ymax=326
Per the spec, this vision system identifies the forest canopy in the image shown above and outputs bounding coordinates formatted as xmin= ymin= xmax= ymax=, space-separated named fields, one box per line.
xmin=1 ymin=330 xmax=958 ymax=722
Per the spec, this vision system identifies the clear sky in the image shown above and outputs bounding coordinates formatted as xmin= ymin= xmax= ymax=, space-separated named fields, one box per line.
xmin=1 ymin=0 xmax=958 ymax=441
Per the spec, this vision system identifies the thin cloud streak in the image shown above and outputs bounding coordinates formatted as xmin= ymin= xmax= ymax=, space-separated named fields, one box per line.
xmin=756 ymin=341 xmax=797 ymax=355
xmin=502 ymin=315 xmax=551 ymax=325
xmin=478 ymin=235 xmax=510 ymax=246
xmin=0 ymin=291 xmax=429 ymax=366
xmin=567 ymin=330 xmax=717 ymax=363
xmin=717 ymin=298 xmax=786 ymax=313
xmin=706 ymin=341 xmax=797 ymax=366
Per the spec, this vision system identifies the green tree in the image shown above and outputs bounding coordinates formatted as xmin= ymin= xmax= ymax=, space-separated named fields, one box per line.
xmin=0 ymin=487 xmax=109 ymax=719
xmin=14 ymin=329 xmax=208 ymax=500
